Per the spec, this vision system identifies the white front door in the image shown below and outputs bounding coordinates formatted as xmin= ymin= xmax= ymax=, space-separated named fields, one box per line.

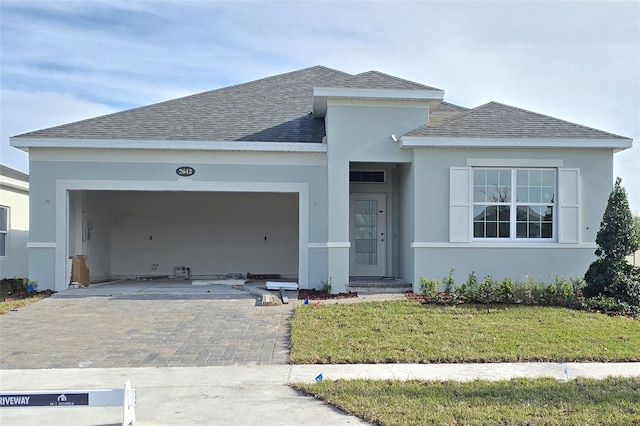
xmin=349 ymin=193 xmax=386 ymax=277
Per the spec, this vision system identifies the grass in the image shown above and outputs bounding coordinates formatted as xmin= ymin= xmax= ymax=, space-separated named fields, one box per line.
xmin=0 ymin=296 xmax=47 ymax=315
xmin=292 ymin=376 xmax=640 ymax=425
xmin=290 ymin=300 xmax=640 ymax=363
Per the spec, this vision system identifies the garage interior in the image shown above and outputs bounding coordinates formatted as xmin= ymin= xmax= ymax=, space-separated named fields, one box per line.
xmin=68 ymin=190 xmax=299 ymax=283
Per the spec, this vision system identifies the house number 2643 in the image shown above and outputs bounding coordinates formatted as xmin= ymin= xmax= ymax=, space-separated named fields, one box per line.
xmin=176 ymin=166 xmax=195 ymax=177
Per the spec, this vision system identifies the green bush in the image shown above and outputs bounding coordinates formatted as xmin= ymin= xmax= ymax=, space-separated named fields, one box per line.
xmin=0 ymin=278 xmax=35 ymax=299
xmin=576 ymin=295 xmax=640 ymax=316
xmin=321 ymin=278 xmax=332 ymax=296
xmin=584 ymin=177 xmax=640 ymax=307
xmin=457 ymin=272 xmax=479 ymax=302
xmin=415 ymin=270 xmax=636 ymax=316
xmin=497 ymin=278 xmax=514 ymax=303
xmin=419 ymin=278 xmax=439 ymax=299
xmin=443 ymin=268 xmax=456 ymax=294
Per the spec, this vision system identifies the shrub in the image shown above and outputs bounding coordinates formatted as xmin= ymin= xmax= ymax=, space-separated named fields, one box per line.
xmin=497 ymin=278 xmax=514 ymax=303
xmin=584 ymin=177 xmax=640 ymax=306
xmin=478 ymin=276 xmax=497 ymax=305
xmin=576 ymin=295 xmax=640 ymax=316
xmin=457 ymin=272 xmax=479 ymax=302
xmin=320 ymin=278 xmax=332 ymax=296
xmin=419 ymin=278 xmax=439 ymax=299
xmin=443 ymin=268 xmax=455 ymax=294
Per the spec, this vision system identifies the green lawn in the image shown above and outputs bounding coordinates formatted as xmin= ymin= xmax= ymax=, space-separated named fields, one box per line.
xmin=292 ymin=377 xmax=640 ymax=426
xmin=290 ymin=301 xmax=640 ymax=364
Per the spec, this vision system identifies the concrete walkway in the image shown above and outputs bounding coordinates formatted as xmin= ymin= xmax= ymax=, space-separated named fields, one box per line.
xmin=2 ymin=363 xmax=639 ymax=426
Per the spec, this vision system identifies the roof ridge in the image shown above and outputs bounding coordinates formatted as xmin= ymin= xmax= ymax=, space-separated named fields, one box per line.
xmin=439 ymin=101 xmax=469 ymax=110
xmin=430 ymin=101 xmax=481 ymax=125
xmin=352 ymin=70 xmax=439 ymax=90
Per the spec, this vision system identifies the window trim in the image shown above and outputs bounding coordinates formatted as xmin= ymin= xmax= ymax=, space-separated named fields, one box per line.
xmin=450 ymin=166 xmax=579 ymax=244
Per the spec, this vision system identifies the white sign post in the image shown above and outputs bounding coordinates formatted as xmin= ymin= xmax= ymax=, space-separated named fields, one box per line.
xmin=0 ymin=381 xmax=136 ymax=426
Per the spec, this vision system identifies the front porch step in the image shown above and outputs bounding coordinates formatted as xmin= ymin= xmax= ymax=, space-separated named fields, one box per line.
xmin=348 ymin=278 xmax=412 ymax=294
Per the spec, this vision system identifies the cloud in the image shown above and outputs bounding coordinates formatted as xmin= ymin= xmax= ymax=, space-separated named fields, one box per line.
xmin=0 ymin=0 xmax=638 ymax=212
xmin=1 ymin=89 xmax=117 ymax=172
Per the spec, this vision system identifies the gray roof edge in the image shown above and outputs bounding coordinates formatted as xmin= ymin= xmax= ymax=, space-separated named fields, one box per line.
xmin=10 ymin=137 xmax=328 ymax=152
xmin=0 ymin=165 xmax=29 ymax=182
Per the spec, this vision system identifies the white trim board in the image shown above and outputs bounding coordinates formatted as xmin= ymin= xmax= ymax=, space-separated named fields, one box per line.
xmin=0 ymin=176 xmax=29 ymax=191
xmin=411 ymin=242 xmax=597 ymax=249
xmin=12 ymin=138 xmax=328 ymax=153
xmin=466 ymin=159 xmax=564 ymax=167
xmin=400 ymin=136 xmax=632 ymax=150
xmin=308 ymin=242 xmax=351 ymax=248
xmin=26 ymin=242 xmax=57 ymax=249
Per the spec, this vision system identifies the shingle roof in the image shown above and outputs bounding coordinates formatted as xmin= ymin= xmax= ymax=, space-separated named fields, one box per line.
xmin=432 ymin=101 xmax=469 ymax=114
xmin=14 ymin=69 xmax=627 ymax=144
xmin=340 ymin=71 xmax=440 ymax=90
xmin=429 ymin=101 xmax=469 ymax=127
xmin=13 ymin=66 xmax=438 ymax=143
xmin=408 ymin=101 xmax=629 ymax=139
xmin=0 ymin=165 xmax=29 ymax=182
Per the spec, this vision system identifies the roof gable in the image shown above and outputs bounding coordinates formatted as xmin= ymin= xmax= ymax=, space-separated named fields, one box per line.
xmin=409 ymin=101 xmax=629 ymax=139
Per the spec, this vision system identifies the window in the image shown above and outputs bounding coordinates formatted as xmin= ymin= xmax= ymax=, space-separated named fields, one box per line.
xmin=0 ymin=206 xmax=7 ymax=257
xmin=350 ymin=171 xmax=385 ymax=183
xmin=472 ymin=169 xmax=555 ymax=240
xmin=449 ymin=166 xmax=578 ymax=244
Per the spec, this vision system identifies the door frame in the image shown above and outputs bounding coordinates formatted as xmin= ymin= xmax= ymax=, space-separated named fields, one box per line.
xmin=349 ymin=193 xmax=387 ymax=277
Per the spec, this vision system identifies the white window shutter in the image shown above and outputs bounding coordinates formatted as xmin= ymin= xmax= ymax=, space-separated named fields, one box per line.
xmin=558 ymin=168 xmax=580 ymax=243
xmin=450 ymin=167 xmax=472 ymax=242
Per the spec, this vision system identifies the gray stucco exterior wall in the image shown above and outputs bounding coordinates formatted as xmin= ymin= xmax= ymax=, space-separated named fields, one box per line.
xmin=410 ymin=147 xmax=613 ymax=288
xmin=27 ymin=151 xmax=329 ymax=291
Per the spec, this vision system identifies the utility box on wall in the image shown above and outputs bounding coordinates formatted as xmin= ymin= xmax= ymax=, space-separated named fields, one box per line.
xmin=174 ymin=266 xmax=191 ymax=280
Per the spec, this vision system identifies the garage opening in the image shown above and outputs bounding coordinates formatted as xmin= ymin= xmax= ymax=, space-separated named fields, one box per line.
xmin=68 ymin=190 xmax=299 ymax=282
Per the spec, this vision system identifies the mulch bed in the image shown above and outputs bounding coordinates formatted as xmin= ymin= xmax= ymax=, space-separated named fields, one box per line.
xmin=298 ymin=289 xmax=359 ymax=300
xmin=404 ymin=291 xmax=463 ymax=305
xmin=404 ymin=291 xmax=429 ymax=304
xmin=1 ymin=278 xmax=56 ymax=301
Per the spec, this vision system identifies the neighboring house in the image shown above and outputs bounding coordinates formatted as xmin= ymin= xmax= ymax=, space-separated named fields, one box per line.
xmin=10 ymin=66 xmax=633 ymax=292
xmin=0 ymin=165 xmax=29 ymax=279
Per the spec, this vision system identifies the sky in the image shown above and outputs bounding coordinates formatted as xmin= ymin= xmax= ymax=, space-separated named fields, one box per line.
xmin=1 ymin=0 xmax=639 ymax=213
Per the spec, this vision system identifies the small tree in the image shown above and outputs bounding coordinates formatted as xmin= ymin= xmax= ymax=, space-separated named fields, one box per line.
xmin=584 ymin=177 xmax=640 ymax=305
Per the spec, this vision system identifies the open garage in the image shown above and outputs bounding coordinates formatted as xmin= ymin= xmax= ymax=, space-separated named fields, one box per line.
xmin=68 ymin=190 xmax=299 ymax=282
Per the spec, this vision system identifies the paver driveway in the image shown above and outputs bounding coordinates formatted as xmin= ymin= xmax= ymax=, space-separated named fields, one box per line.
xmin=0 ymin=281 xmax=293 ymax=369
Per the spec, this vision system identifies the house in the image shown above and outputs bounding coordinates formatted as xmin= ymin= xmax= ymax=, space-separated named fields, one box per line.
xmin=10 ymin=66 xmax=633 ymax=292
xmin=0 ymin=165 xmax=29 ymax=279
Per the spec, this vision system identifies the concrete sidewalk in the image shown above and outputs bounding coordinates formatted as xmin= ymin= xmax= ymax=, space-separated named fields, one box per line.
xmin=2 ymin=362 xmax=639 ymax=426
